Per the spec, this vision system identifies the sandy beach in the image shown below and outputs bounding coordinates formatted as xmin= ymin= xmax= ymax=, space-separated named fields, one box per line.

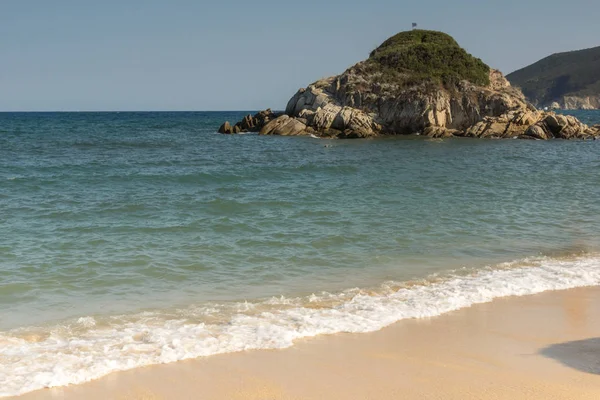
xmin=3 ymin=2 xmax=600 ymax=399
xmin=12 ymin=286 xmax=600 ymax=400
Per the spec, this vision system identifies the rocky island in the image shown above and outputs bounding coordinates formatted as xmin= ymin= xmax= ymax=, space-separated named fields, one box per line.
xmin=219 ymin=30 xmax=600 ymax=140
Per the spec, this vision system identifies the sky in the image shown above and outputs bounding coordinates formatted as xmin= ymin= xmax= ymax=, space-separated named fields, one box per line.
xmin=1 ymin=0 xmax=599 ymax=111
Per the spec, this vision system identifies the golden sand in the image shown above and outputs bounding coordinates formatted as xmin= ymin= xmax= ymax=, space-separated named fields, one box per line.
xmin=14 ymin=287 xmax=600 ymax=399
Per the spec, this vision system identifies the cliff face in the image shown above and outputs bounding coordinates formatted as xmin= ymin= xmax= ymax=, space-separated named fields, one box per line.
xmin=220 ymin=30 xmax=600 ymax=140
xmin=278 ymin=65 xmax=539 ymax=138
xmin=563 ymin=96 xmax=600 ymax=110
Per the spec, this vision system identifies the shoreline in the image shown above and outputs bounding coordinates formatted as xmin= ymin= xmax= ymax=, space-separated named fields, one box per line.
xmin=4 ymin=254 xmax=599 ymax=397
xmin=13 ymin=285 xmax=600 ymax=400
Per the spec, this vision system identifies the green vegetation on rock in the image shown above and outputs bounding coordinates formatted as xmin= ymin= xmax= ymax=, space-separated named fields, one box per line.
xmin=507 ymin=46 xmax=600 ymax=106
xmin=367 ymin=30 xmax=490 ymax=87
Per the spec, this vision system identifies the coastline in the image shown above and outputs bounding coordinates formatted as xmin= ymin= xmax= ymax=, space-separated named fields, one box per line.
xmin=13 ymin=286 xmax=600 ymax=400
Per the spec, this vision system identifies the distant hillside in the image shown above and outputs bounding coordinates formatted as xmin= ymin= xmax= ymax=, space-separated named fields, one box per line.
xmin=507 ymin=46 xmax=600 ymax=109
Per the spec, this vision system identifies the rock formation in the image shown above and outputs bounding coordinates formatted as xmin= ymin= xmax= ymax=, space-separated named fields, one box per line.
xmin=562 ymin=96 xmax=600 ymax=110
xmin=220 ymin=30 xmax=600 ymax=140
xmin=218 ymin=109 xmax=281 ymax=134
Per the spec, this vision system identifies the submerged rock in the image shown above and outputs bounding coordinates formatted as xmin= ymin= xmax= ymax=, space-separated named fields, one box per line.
xmin=219 ymin=30 xmax=600 ymax=140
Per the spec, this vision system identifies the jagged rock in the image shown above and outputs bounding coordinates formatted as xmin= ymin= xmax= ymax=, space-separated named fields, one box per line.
xmin=218 ymin=109 xmax=280 ymax=134
xmin=272 ymin=117 xmax=306 ymax=136
xmin=260 ymin=115 xmax=290 ymax=135
xmin=219 ymin=30 xmax=596 ymax=140
xmin=259 ymin=115 xmax=308 ymax=136
xmin=218 ymin=121 xmax=233 ymax=134
xmin=521 ymin=112 xmax=597 ymax=140
xmin=240 ymin=115 xmax=255 ymax=131
xmin=544 ymin=115 xmax=563 ymax=133
xmin=525 ymin=124 xmax=550 ymax=140
xmin=251 ymin=109 xmax=278 ymax=129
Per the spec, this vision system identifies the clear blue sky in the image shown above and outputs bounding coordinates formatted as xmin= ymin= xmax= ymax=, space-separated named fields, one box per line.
xmin=1 ymin=0 xmax=598 ymax=111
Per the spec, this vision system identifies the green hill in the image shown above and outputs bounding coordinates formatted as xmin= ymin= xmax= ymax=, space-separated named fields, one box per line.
xmin=507 ymin=46 xmax=600 ymax=108
xmin=366 ymin=30 xmax=490 ymax=87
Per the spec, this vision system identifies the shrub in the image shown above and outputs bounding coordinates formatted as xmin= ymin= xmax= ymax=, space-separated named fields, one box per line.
xmin=368 ymin=30 xmax=490 ymax=87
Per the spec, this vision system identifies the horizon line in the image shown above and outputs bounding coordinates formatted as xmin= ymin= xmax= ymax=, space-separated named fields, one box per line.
xmin=0 ymin=110 xmax=277 ymax=113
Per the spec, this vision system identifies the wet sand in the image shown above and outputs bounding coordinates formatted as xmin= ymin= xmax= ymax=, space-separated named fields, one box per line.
xmin=14 ymin=286 xmax=600 ymax=400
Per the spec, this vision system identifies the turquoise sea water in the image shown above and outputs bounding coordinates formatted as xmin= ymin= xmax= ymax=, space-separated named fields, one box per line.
xmin=1 ymin=110 xmax=600 ymax=396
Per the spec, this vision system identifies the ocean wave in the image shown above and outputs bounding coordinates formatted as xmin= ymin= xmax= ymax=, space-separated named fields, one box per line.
xmin=1 ymin=254 xmax=599 ymax=397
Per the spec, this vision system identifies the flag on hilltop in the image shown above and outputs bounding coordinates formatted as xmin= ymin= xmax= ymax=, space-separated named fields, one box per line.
xmin=412 ymin=23 xmax=418 ymax=29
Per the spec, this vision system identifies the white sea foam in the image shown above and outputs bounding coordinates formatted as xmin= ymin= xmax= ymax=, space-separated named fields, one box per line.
xmin=1 ymin=255 xmax=599 ymax=397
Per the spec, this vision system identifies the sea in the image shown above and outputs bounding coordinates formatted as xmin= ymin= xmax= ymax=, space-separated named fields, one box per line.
xmin=1 ymin=110 xmax=600 ymax=397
